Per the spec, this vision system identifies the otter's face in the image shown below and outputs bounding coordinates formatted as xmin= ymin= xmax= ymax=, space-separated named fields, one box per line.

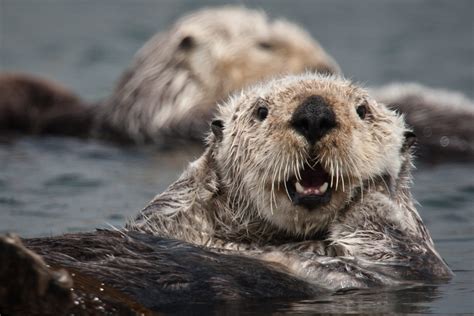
xmin=213 ymin=74 xmax=406 ymax=236
xmin=173 ymin=7 xmax=340 ymax=102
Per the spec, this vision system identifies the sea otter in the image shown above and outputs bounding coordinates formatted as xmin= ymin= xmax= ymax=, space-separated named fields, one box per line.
xmin=0 ymin=74 xmax=452 ymax=314
xmin=126 ymin=73 xmax=452 ymax=282
xmin=0 ymin=6 xmax=339 ymax=145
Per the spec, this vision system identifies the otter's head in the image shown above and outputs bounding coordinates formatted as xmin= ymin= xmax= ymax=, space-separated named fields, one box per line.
xmin=166 ymin=6 xmax=340 ymax=101
xmin=107 ymin=6 xmax=340 ymax=142
xmin=209 ymin=74 xmax=409 ymax=236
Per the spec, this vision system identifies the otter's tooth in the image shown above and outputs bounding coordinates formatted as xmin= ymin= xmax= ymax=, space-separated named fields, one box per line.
xmin=295 ymin=182 xmax=305 ymax=193
xmin=319 ymin=182 xmax=328 ymax=194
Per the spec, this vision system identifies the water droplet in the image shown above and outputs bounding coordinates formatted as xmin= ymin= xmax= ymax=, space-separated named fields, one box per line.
xmin=99 ymin=287 xmax=104 ymax=292
xmin=440 ymin=136 xmax=450 ymax=147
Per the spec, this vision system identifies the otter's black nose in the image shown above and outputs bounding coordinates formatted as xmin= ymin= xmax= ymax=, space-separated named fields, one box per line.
xmin=291 ymin=95 xmax=336 ymax=145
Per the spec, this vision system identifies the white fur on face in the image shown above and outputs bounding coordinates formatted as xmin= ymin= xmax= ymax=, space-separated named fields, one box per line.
xmin=215 ymin=73 xmax=407 ymax=236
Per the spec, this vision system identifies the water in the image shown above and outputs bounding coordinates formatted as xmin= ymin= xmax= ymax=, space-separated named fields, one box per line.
xmin=1 ymin=0 xmax=473 ymax=313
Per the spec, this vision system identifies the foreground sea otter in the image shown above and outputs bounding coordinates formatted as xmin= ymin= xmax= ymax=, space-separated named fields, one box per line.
xmin=127 ymin=74 xmax=452 ymax=280
xmin=0 ymin=74 xmax=452 ymax=314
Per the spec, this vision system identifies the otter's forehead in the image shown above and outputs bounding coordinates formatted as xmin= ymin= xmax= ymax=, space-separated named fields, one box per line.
xmin=175 ymin=7 xmax=271 ymax=37
xmin=174 ymin=6 xmax=320 ymax=43
xmin=269 ymin=76 xmax=366 ymax=106
xmin=221 ymin=74 xmax=368 ymax=118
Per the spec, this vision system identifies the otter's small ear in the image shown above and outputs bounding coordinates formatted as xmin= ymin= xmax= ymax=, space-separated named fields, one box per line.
xmin=211 ymin=119 xmax=224 ymax=142
xmin=178 ymin=35 xmax=195 ymax=51
xmin=402 ymin=131 xmax=417 ymax=151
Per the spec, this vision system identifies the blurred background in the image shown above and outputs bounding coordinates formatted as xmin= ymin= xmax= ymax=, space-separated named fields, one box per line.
xmin=1 ymin=0 xmax=473 ymax=101
xmin=0 ymin=0 xmax=473 ymax=313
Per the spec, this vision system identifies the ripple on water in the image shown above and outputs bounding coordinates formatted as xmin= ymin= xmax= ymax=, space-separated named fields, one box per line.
xmin=460 ymin=185 xmax=474 ymax=194
xmin=80 ymin=44 xmax=108 ymax=65
xmin=106 ymin=214 xmax=124 ymax=221
xmin=439 ymin=213 xmax=469 ymax=223
xmin=13 ymin=209 xmax=60 ymax=218
xmin=421 ymin=193 xmax=471 ymax=209
xmin=43 ymin=173 xmax=103 ymax=189
xmin=0 ymin=197 xmax=24 ymax=206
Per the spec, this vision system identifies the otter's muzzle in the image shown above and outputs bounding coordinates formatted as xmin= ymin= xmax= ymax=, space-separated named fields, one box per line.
xmin=291 ymin=95 xmax=336 ymax=145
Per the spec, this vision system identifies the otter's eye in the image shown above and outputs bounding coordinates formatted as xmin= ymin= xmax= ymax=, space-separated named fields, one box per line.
xmin=356 ymin=104 xmax=367 ymax=119
xmin=257 ymin=42 xmax=274 ymax=51
xmin=257 ymin=106 xmax=269 ymax=121
xmin=178 ymin=36 xmax=195 ymax=51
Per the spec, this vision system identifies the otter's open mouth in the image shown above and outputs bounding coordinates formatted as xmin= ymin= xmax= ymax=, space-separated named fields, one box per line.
xmin=286 ymin=163 xmax=332 ymax=209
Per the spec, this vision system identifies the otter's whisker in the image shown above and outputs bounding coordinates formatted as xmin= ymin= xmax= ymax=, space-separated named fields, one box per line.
xmin=296 ymin=151 xmax=305 ymax=181
xmin=337 ymin=158 xmax=344 ymax=192
xmin=284 ymin=180 xmax=291 ymax=200
xmin=329 ymin=158 xmax=335 ymax=188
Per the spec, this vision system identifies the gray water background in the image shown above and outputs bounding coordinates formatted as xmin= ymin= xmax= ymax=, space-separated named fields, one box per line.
xmin=0 ymin=0 xmax=473 ymax=313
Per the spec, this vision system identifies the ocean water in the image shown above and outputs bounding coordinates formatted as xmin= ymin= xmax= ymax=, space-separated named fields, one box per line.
xmin=1 ymin=0 xmax=473 ymax=314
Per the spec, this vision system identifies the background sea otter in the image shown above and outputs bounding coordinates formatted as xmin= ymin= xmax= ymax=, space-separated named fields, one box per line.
xmin=0 ymin=6 xmax=471 ymax=162
xmin=0 ymin=7 xmax=339 ymax=144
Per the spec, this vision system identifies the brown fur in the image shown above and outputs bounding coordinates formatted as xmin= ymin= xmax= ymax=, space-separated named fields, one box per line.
xmin=0 ymin=73 xmax=93 ymax=139
xmin=0 ymin=231 xmax=321 ymax=314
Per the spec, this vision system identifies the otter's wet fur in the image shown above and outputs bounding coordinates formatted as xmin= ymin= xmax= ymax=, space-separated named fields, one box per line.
xmin=0 ymin=232 xmax=321 ymax=314
xmin=0 ymin=230 xmax=445 ymax=314
xmin=0 ymin=233 xmax=447 ymax=314
xmin=127 ymin=73 xmax=452 ymax=284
